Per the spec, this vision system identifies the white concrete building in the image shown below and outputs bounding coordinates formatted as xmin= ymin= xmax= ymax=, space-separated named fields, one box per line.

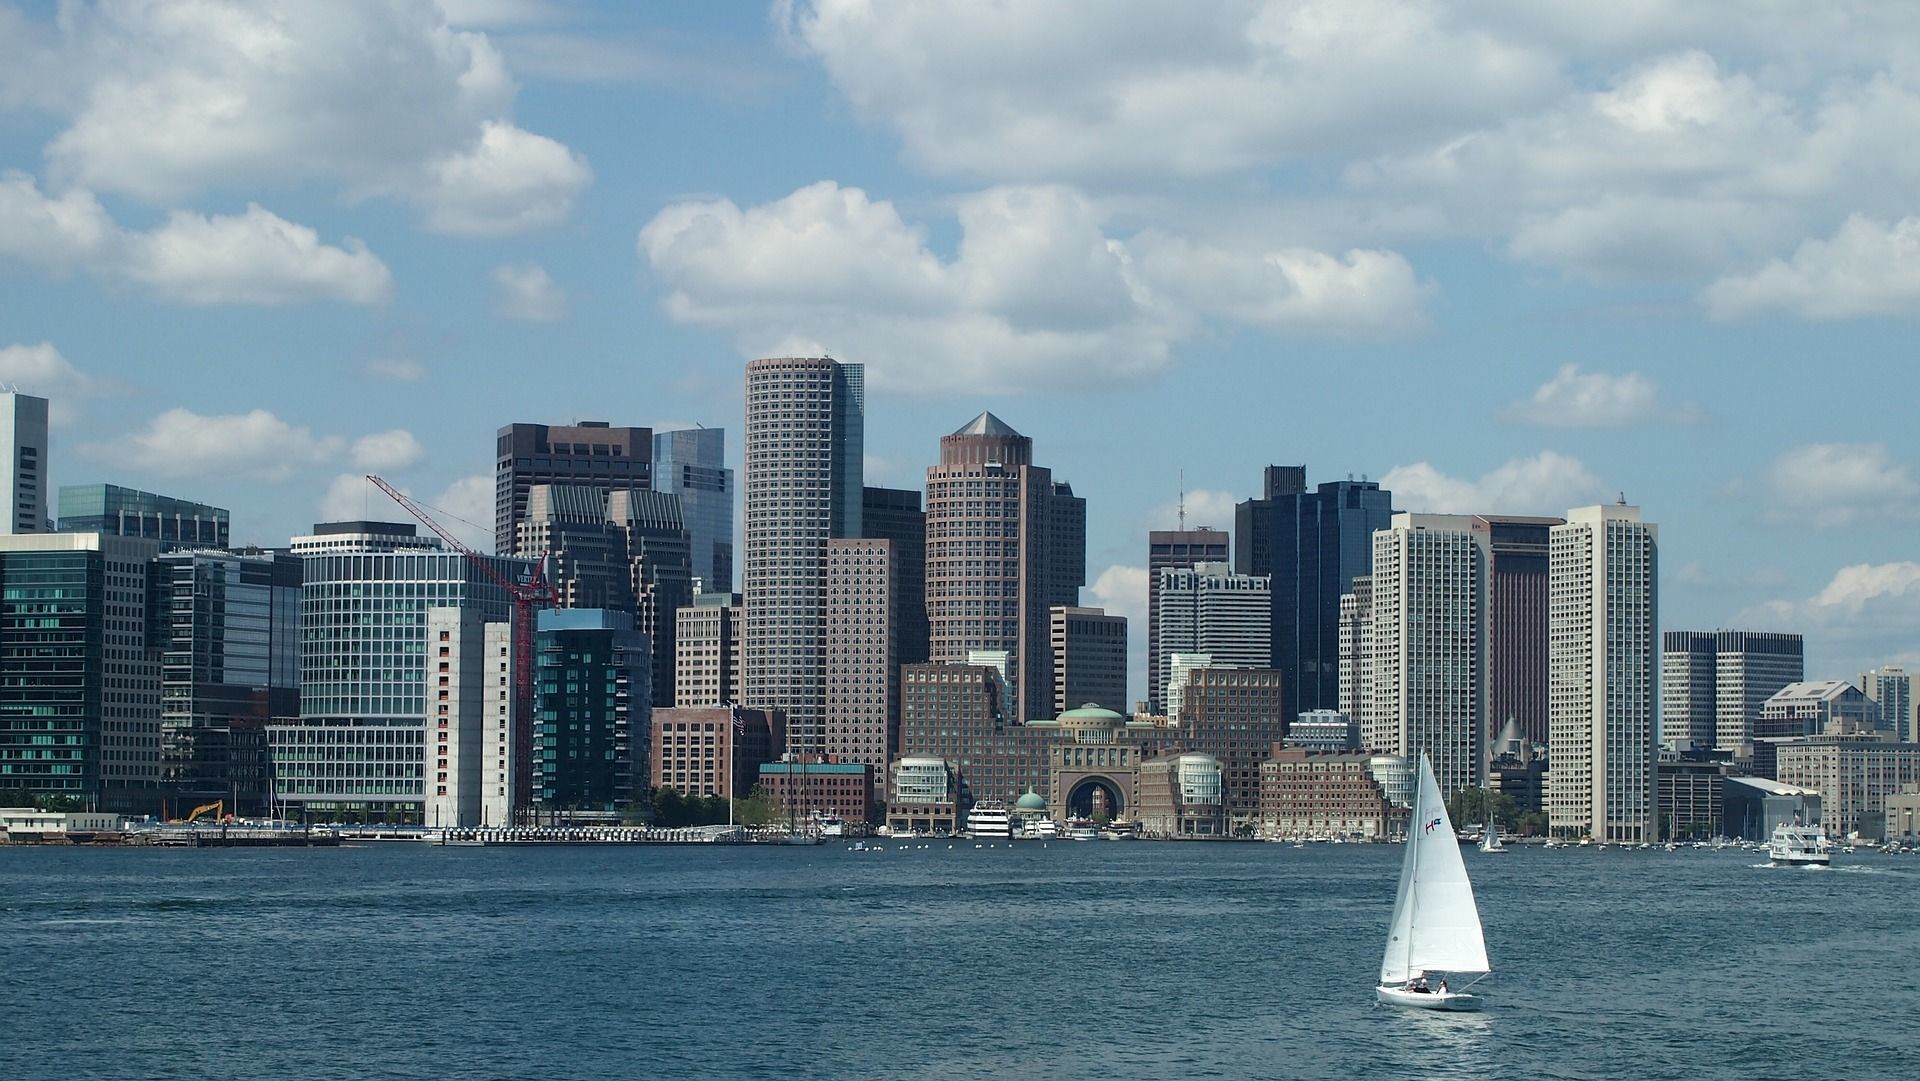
xmin=2 ymin=390 xmax=49 ymax=534
xmin=1549 ymin=503 xmax=1658 ymax=843
xmin=1759 ymin=680 xmax=1874 ymax=739
xmin=1367 ymin=514 xmax=1488 ymax=798
xmin=1338 ymin=577 xmax=1374 ymax=748
xmin=1155 ymin=563 xmax=1271 ymax=693
xmin=424 ymin=608 xmax=516 ymax=828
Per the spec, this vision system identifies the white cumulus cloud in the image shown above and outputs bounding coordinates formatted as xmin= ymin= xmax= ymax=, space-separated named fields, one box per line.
xmin=93 ymin=408 xmax=344 ymax=482
xmin=638 ymin=180 xmax=1430 ymax=393
xmin=1502 ymin=364 xmax=1695 ymax=428
xmin=781 ymin=0 xmax=1561 ymax=180
xmin=0 ymin=341 xmax=121 ymax=423
xmin=1702 ymin=215 xmax=1920 ymax=320
xmin=1762 ymin=443 xmax=1920 ymax=527
xmin=1383 ymin=451 xmax=1608 ymax=516
xmin=490 ymin=262 xmax=566 ymax=321
xmin=1745 ymin=562 xmax=1920 ymax=676
xmin=351 ymin=429 xmax=428 ymax=472
xmin=8 ymin=1 xmax=588 ymax=234
xmin=0 ymin=173 xmax=392 ymax=305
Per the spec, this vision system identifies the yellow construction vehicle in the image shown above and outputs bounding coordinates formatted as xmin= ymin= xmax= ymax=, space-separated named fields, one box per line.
xmin=184 ymin=800 xmax=224 ymax=824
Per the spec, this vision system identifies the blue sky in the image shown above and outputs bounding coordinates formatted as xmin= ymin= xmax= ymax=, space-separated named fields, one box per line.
xmin=2 ymin=2 xmax=1918 ymax=702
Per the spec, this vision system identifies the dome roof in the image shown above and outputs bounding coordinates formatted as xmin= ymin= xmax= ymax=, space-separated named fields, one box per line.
xmin=1058 ymin=703 xmax=1125 ymax=724
xmin=1015 ymin=791 xmax=1048 ymax=811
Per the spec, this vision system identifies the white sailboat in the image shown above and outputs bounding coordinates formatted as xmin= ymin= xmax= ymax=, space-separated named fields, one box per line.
xmin=1377 ymin=753 xmax=1491 ymax=1011
xmin=1479 ymin=818 xmax=1507 ymax=854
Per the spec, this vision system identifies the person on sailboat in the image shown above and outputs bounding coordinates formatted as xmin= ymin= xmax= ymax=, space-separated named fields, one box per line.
xmin=1407 ymin=975 xmax=1429 ymax=993
xmin=1437 ymin=979 xmax=1448 ymax=995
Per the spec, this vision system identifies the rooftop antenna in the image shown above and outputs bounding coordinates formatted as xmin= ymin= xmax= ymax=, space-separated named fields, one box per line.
xmin=1617 ymin=491 xmax=1627 ymax=505
xmin=1177 ymin=469 xmax=1186 ymax=531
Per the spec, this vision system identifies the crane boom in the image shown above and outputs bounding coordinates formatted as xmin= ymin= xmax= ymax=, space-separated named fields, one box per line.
xmin=364 ymin=475 xmax=525 ymax=596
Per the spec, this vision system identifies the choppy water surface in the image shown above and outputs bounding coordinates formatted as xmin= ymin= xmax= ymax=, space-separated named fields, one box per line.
xmin=3 ymin=841 xmax=1914 ymax=1079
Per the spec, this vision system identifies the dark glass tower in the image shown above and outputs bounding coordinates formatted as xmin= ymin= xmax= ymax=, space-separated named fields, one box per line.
xmin=1234 ymin=466 xmax=1393 ymax=721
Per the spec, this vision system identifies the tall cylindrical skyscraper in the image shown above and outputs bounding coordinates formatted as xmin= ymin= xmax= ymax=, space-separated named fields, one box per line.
xmin=743 ymin=357 xmax=864 ymax=753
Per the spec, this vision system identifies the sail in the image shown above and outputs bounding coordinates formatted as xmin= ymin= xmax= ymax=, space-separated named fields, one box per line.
xmin=1379 ymin=753 xmax=1490 ymax=983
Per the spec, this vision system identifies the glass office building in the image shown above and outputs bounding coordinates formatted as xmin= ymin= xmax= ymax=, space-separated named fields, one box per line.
xmin=58 ymin=484 xmax=230 ymax=549
xmin=270 ymin=525 xmax=525 ymax=820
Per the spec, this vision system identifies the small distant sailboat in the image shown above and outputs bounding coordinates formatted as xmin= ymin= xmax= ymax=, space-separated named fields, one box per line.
xmin=1377 ymin=753 xmax=1491 ymax=1011
xmin=1479 ymin=819 xmax=1507 ymax=854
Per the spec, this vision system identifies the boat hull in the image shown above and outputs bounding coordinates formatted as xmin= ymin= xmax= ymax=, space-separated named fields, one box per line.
xmin=1376 ymin=985 xmax=1481 ymax=1011
xmin=1768 ymin=850 xmax=1830 ymax=866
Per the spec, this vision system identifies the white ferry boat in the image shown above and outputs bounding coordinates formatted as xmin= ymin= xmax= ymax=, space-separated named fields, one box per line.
xmin=815 ymin=815 xmax=846 ymax=839
xmin=966 ymin=800 xmax=1013 ymax=840
xmin=1025 ymin=818 xmax=1060 ymax=840
xmin=1768 ymin=821 xmax=1831 ymax=866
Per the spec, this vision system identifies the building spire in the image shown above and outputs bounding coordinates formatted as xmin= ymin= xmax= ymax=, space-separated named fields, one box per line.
xmin=1178 ymin=469 xmax=1186 ymax=531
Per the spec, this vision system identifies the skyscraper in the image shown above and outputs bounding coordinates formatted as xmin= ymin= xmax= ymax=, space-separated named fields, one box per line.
xmin=1549 ymin=503 xmax=1658 ymax=843
xmin=825 ymin=538 xmax=901 ymax=796
xmin=1052 ymin=606 xmax=1129 ymax=715
xmin=1235 ymin=466 xmax=1394 ymax=721
xmin=0 ymin=532 xmax=163 ymax=811
xmin=652 ymin=427 xmax=733 ymax=592
xmin=513 ymin=484 xmax=692 ymax=706
xmin=1368 ymin=514 xmax=1487 ymax=798
xmin=1472 ymin=514 xmax=1561 ymax=751
xmin=743 ymin=357 xmax=863 ymax=754
xmin=1338 ymin=575 xmax=1374 ymax=746
xmin=861 ymin=485 xmax=929 ymax=667
xmin=494 ymin=420 xmax=652 ymax=555
xmin=1858 ymin=666 xmax=1913 ymax=742
xmin=1661 ymin=630 xmax=1804 ymax=750
xmin=924 ymin=411 xmax=1084 ymax=721
xmin=1155 ymin=562 xmax=1272 ymax=683
xmin=1147 ymin=527 xmax=1230 ymax=713
xmin=2 ymin=390 xmax=49 ymax=534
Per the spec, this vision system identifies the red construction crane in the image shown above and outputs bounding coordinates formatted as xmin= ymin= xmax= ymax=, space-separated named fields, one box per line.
xmin=366 ymin=475 xmax=555 ymax=814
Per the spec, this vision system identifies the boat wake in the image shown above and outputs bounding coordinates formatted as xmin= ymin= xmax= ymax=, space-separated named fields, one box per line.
xmin=1752 ymin=861 xmax=1826 ymax=870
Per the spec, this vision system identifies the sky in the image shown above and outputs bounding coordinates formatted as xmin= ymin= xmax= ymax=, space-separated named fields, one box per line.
xmin=2 ymin=1 xmax=1918 ymax=706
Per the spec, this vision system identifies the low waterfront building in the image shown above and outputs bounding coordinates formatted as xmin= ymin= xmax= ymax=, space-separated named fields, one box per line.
xmin=1655 ymin=752 xmax=1726 ymax=841
xmin=887 ymin=756 xmax=959 ymax=835
xmin=1774 ymin=735 xmax=1920 ymax=838
xmin=1049 ymin=705 xmax=1141 ymax=824
xmin=1368 ymin=753 xmax=1414 ymax=810
xmin=650 ymin=706 xmax=782 ymax=801
xmin=1885 ymin=784 xmax=1920 ymax=843
xmin=0 ymin=808 xmax=121 ymax=842
xmin=1260 ymin=748 xmax=1392 ymax=840
xmin=1722 ymin=776 xmax=1822 ymax=840
xmin=758 ymin=759 xmax=873 ymax=823
xmin=1135 ymin=752 xmax=1225 ymax=837
xmin=1177 ymin=667 xmax=1287 ymax=827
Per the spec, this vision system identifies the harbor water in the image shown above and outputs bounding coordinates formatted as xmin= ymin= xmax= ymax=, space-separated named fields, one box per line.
xmin=3 ymin=842 xmax=1913 ymax=1080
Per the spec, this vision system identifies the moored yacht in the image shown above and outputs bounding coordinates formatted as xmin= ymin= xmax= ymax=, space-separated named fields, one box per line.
xmin=966 ymin=800 xmax=1013 ymax=840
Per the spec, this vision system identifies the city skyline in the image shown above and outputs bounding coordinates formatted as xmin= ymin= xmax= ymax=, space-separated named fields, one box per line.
xmin=1 ymin=4 xmax=1917 ymax=707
